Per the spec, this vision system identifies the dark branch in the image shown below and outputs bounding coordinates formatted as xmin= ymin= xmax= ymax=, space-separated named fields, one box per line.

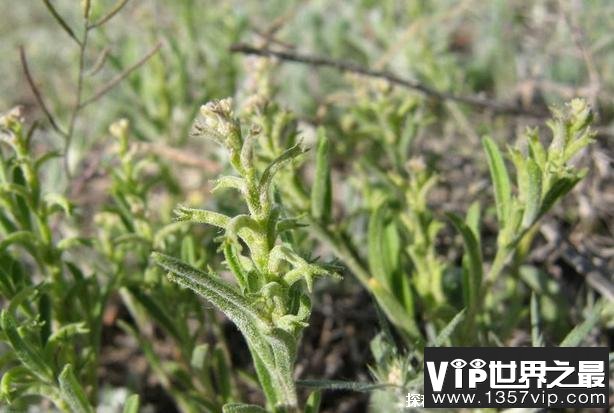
xmin=88 ymin=0 xmax=131 ymax=29
xmin=79 ymin=42 xmax=162 ymax=108
xmin=19 ymin=46 xmax=66 ymax=135
xmin=41 ymin=0 xmax=82 ymax=46
xmin=230 ymin=43 xmax=548 ymax=117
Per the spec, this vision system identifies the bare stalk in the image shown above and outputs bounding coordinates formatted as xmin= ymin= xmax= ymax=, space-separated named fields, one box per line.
xmin=230 ymin=43 xmax=549 ymax=117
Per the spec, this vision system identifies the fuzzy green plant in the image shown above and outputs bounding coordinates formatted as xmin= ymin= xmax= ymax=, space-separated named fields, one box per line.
xmin=332 ymin=95 xmax=599 ymax=345
xmin=152 ymin=98 xmax=336 ymax=413
xmin=0 ymin=107 xmax=97 ymax=412
xmin=100 ymin=118 xmax=241 ymax=413
xmin=239 ymin=52 xmax=603 ymax=350
xmin=452 ymin=98 xmax=597 ymax=335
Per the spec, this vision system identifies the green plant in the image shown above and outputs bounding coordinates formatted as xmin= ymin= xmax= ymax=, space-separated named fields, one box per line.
xmin=153 ymin=98 xmax=336 ymax=413
xmin=1 ymin=2 xmax=612 ymax=412
xmin=310 ymin=93 xmax=599 ymax=346
xmin=20 ymin=0 xmax=162 ymax=175
xmin=100 ymin=119 xmax=234 ymax=413
xmin=463 ymin=98 xmax=596 ymax=336
xmin=0 ymin=107 xmax=100 ymax=411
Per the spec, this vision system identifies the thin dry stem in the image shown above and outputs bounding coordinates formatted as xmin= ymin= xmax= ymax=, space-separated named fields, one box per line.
xmin=230 ymin=43 xmax=549 ymax=117
xmin=19 ymin=46 xmax=66 ymax=136
xmin=79 ymin=42 xmax=162 ymax=109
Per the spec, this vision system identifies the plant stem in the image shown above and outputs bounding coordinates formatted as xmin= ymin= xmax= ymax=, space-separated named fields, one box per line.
xmin=64 ymin=20 xmax=90 ymax=176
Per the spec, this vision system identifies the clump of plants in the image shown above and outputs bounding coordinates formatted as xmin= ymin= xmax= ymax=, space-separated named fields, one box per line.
xmin=0 ymin=107 xmax=102 ymax=412
xmin=147 ymin=92 xmax=603 ymax=413
xmin=0 ymin=84 xmax=607 ymax=413
xmin=2 ymin=1 xmax=612 ymax=412
xmin=153 ymin=98 xmax=336 ymax=413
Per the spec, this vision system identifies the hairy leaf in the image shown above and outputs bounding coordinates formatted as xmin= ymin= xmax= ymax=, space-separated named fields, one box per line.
xmin=222 ymin=403 xmax=268 ymax=413
xmin=483 ymin=137 xmax=511 ymax=226
xmin=58 ymin=364 xmax=94 ymax=413
xmin=447 ymin=213 xmax=483 ymax=315
xmin=297 ymin=379 xmax=392 ymax=392
xmin=122 ymin=394 xmax=140 ymax=413
xmin=311 ymin=127 xmax=332 ymax=223
xmin=0 ymin=311 xmax=53 ymax=382
xmin=432 ymin=308 xmax=466 ymax=347
xmin=560 ymin=301 xmax=603 ymax=347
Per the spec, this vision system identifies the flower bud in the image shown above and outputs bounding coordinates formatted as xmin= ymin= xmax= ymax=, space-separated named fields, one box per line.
xmin=568 ymin=98 xmax=592 ymax=134
xmin=196 ymin=98 xmax=242 ymax=151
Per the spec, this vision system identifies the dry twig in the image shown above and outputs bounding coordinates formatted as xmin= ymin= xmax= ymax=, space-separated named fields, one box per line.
xmin=230 ymin=43 xmax=549 ymax=117
xmin=134 ymin=141 xmax=221 ymax=174
xmin=80 ymin=42 xmax=162 ymax=109
xmin=19 ymin=47 xmax=65 ymax=135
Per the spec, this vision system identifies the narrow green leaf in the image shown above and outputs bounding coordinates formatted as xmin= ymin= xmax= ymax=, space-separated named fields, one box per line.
xmin=510 ymin=147 xmax=527 ymax=196
xmin=17 ymin=383 xmax=67 ymax=411
xmin=224 ymin=242 xmax=249 ymax=292
xmin=190 ymin=344 xmax=209 ymax=370
xmin=267 ymin=328 xmax=298 ymax=406
xmin=539 ymin=176 xmax=582 ymax=218
xmin=152 ymin=252 xmax=297 ymax=405
xmin=446 ymin=213 xmax=483 ymax=314
xmin=296 ymin=379 xmax=392 ymax=392
xmin=6 ymin=284 xmax=39 ymax=315
xmin=252 ymin=352 xmax=278 ymax=407
xmin=368 ymin=278 xmax=420 ymax=341
xmin=34 ymin=150 xmax=62 ymax=170
xmin=0 ymin=183 xmax=31 ymax=201
xmin=465 ymin=202 xmax=481 ymax=244
xmin=276 ymin=218 xmax=307 ymax=234
xmin=58 ymin=364 xmax=94 ymax=413
xmin=0 ymin=231 xmax=38 ymax=252
xmin=305 ymin=390 xmax=322 ymax=413
xmin=44 ymin=193 xmax=73 ymax=216
xmin=11 ymin=168 xmax=32 ymax=228
xmin=527 ymin=129 xmax=547 ymax=171
xmin=310 ymin=127 xmax=332 ymax=223
xmin=259 ymin=143 xmax=306 ymax=193
xmin=397 ymin=271 xmax=414 ymax=319
xmin=173 ymin=205 xmax=230 ymax=228
xmin=152 ymin=252 xmax=271 ymax=333
xmin=482 ymin=137 xmax=512 ymax=226
xmin=0 ymin=311 xmax=53 ymax=382
xmin=560 ymin=301 xmax=604 ymax=347
xmin=222 ymin=403 xmax=268 ymax=413
xmin=122 ymin=394 xmax=140 ymax=413
xmin=432 ymin=308 xmax=466 ymax=347
xmin=1 ymin=366 xmax=30 ymax=402
xmin=212 ymin=176 xmax=246 ymax=193
xmin=44 ymin=322 xmax=89 ymax=357
xmin=367 ymin=204 xmax=391 ymax=285
xmin=38 ymin=292 xmax=51 ymax=345
xmin=530 ymin=293 xmax=544 ymax=347
xmin=521 ymin=159 xmax=542 ymax=228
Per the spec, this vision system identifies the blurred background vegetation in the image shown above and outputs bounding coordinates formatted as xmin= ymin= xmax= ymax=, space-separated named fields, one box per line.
xmin=0 ymin=0 xmax=612 ymax=412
